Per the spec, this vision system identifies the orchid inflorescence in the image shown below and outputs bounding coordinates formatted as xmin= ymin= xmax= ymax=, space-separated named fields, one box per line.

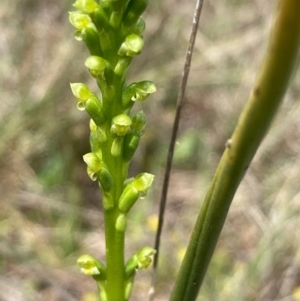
xmin=69 ymin=0 xmax=156 ymax=300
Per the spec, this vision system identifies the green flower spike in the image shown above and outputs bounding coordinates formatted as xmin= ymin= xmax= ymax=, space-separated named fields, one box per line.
xmin=69 ymin=11 xmax=92 ymax=30
xmin=85 ymin=55 xmax=107 ymax=78
xmin=73 ymin=0 xmax=98 ymax=14
xmin=110 ymin=114 xmax=132 ymax=136
xmin=118 ymin=34 xmax=144 ymax=57
xmin=83 ymin=152 xmax=103 ymax=181
xmin=77 ymin=254 xmax=106 ymax=276
xmin=119 ymin=173 xmax=154 ymax=213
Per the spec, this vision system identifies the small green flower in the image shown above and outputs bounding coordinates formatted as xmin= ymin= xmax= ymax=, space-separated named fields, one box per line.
xmin=133 ymin=172 xmax=154 ymax=198
xmin=73 ymin=0 xmax=98 ymax=14
xmin=111 ymin=114 xmax=132 ymax=136
xmin=118 ymin=34 xmax=144 ymax=57
xmin=70 ymin=83 xmax=92 ymax=100
xmin=132 ymin=81 xmax=156 ymax=101
xmin=125 ymin=246 xmax=156 ymax=277
xmin=70 ymin=83 xmax=93 ymax=110
xmin=119 ymin=173 xmax=154 ymax=213
xmin=85 ymin=56 xmax=107 ymax=78
xmin=69 ymin=11 xmax=92 ymax=30
xmin=83 ymin=152 xmax=103 ymax=181
xmin=136 ymin=246 xmax=156 ymax=269
xmin=77 ymin=254 xmax=106 ymax=276
xmin=122 ymin=81 xmax=156 ymax=107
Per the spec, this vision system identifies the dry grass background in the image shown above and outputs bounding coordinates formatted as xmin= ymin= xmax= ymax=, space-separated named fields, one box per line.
xmin=1 ymin=0 xmax=300 ymax=300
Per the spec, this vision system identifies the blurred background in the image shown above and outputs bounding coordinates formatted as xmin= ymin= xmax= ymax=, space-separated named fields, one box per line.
xmin=1 ymin=0 xmax=300 ymax=300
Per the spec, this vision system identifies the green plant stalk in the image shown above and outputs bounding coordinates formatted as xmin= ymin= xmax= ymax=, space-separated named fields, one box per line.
xmin=170 ymin=0 xmax=300 ymax=300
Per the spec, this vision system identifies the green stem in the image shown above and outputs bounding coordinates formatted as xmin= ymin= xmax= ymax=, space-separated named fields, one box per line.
xmin=102 ymin=89 xmax=127 ymax=301
xmin=170 ymin=0 xmax=300 ymax=300
xmin=104 ymin=209 xmax=125 ymax=301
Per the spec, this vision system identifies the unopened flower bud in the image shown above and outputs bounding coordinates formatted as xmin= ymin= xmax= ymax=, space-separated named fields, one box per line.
xmin=85 ymin=95 xmax=106 ymax=125
xmin=118 ymin=173 xmax=154 ymax=213
xmin=118 ymin=182 xmax=139 ymax=213
xmin=123 ymin=0 xmax=149 ymax=27
xmin=114 ymin=57 xmax=132 ymax=76
xmin=98 ymin=168 xmax=113 ymax=192
xmin=92 ymin=6 xmax=110 ymax=32
xmin=123 ymin=133 xmax=140 ymax=162
xmin=115 ymin=213 xmax=127 ymax=232
xmin=102 ymin=192 xmax=114 ymax=210
xmin=131 ymin=111 xmax=146 ymax=131
xmin=131 ymin=17 xmax=146 ymax=35
xmin=111 ymin=137 xmax=123 ymax=157
xmin=118 ymin=34 xmax=144 ymax=57
xmin=110 ymin=11 xmax=122 ymax=28
xmin=81 ymin=24 xmax=102 ymax=55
